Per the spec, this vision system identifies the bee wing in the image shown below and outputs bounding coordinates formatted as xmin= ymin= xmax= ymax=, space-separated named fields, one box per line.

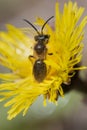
xmin=20 ymin=27 xmax=37 ymax=56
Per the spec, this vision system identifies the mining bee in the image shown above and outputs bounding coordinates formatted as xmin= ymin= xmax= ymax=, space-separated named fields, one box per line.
xmin=24 ymin=16 xmax=54 ymax=82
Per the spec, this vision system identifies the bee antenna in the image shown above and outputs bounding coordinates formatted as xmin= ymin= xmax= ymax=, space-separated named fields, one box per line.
xmin=41 ymin=16 xmax=54 ymax=34
xmin=23 ymin=19 xmax=40 ymax=35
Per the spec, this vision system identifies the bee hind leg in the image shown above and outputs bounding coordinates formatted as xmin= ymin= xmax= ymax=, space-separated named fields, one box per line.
xmin=28 ymin=55 xmax=35 ymax=64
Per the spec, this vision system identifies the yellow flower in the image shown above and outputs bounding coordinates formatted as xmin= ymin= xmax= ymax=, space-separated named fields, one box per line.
xmin=0 ymin=1 xmax=87 ymax=120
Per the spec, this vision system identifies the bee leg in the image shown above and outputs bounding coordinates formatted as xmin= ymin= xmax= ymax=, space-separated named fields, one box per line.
xmin=48 ymin=53 xmax=53 ymax=56
xmin=47 ymin=52 xmax=53 ymax=74
xmin=28 ymin=55 xmax=35 ymax=64
xmin=47 ymin=65 xmax=51 ymax=74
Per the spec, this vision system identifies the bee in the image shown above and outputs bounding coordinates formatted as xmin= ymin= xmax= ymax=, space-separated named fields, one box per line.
xmin=24 ymin=16 xmax=54 ymax=82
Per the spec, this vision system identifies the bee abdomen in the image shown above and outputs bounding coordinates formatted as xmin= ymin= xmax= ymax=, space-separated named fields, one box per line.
xmin=33 ymin=59 xmax=47 ymax=82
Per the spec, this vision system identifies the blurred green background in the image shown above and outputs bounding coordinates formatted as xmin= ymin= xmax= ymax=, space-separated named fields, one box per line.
xmin=0 ymin=0 xmax=87 ymax=130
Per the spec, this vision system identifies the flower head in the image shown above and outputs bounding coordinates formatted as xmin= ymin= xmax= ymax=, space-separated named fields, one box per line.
xmin=0 ymin=1 xmax=87 ymax=120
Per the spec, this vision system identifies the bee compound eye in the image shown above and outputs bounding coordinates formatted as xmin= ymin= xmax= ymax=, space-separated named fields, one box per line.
xmin=34 ymin=36 xmax=38 ymax=41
